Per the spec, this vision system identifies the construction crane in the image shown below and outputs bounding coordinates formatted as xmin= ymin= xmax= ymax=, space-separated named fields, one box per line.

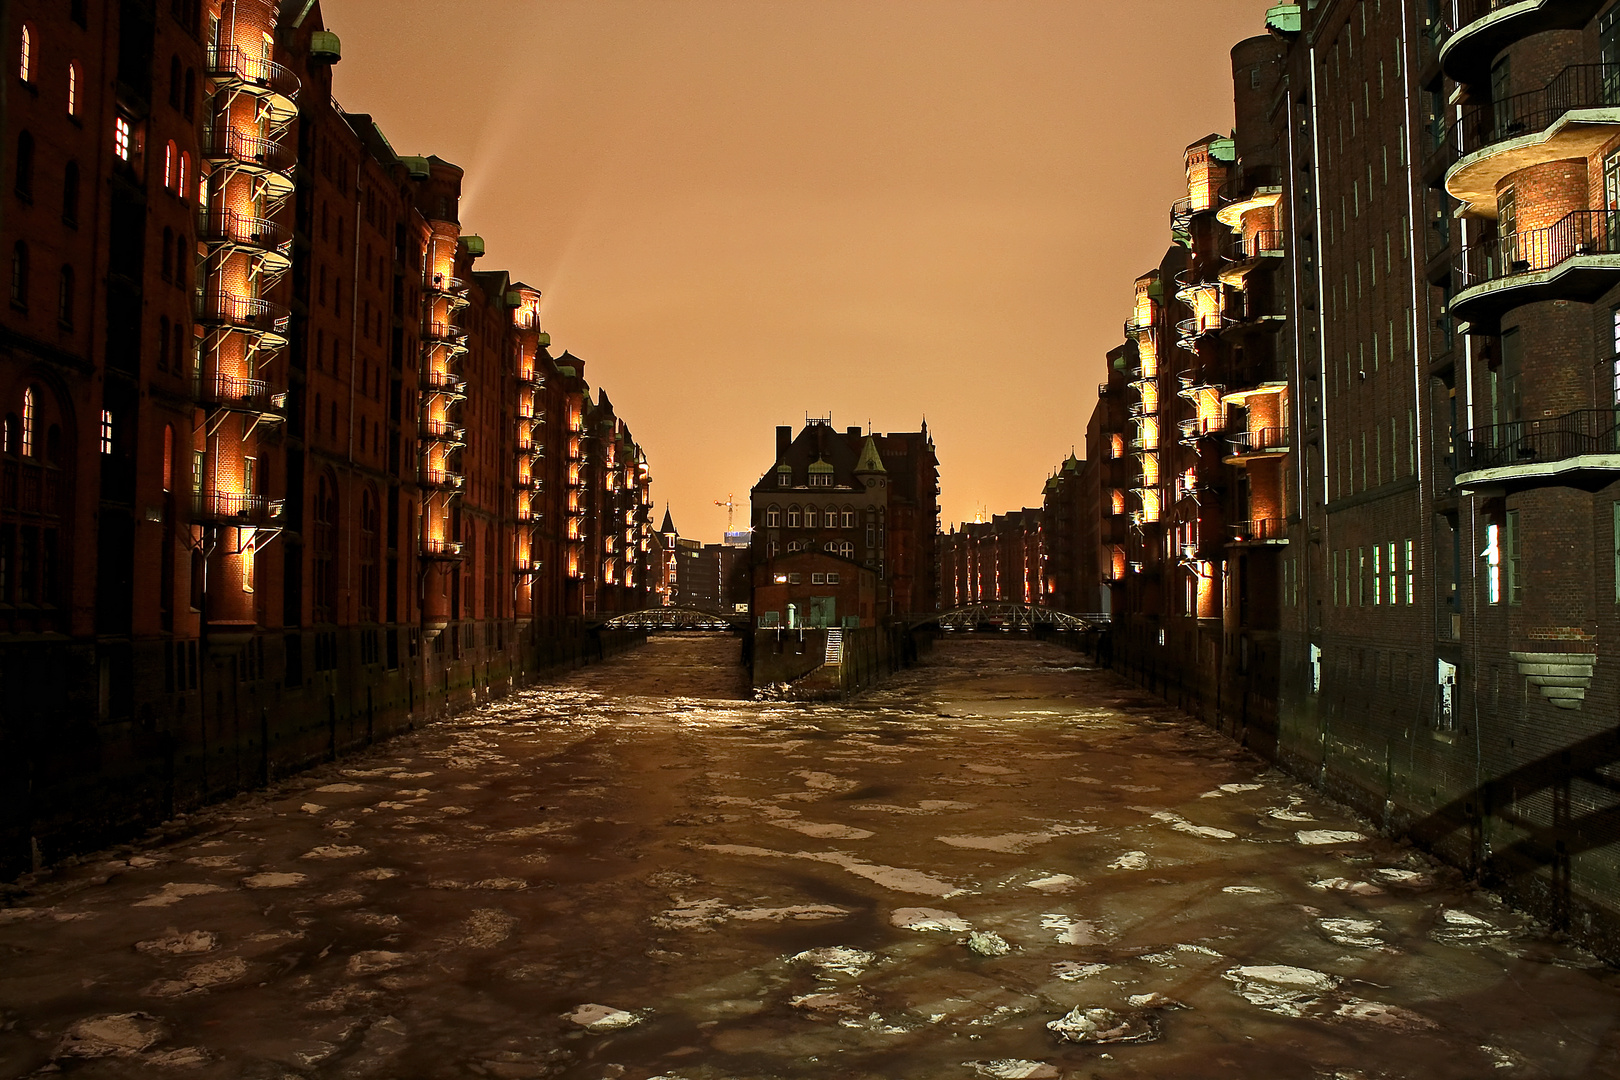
xmin=714 ymin=494 xmax=739 ymax=531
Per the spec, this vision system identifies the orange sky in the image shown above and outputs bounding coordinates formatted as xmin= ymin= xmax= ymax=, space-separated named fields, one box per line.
xmin=321 ymin=0 xmax=1272 ymax=542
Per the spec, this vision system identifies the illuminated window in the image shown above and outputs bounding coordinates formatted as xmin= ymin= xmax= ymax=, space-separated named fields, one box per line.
xmin=164 ymin=141 xmax=175 ymax=189
xmin=178 ymin=152 xmax=188 ymax=199
xmin=99 ymin=408 xmax=112 ymax=454
xmin=21 ymin=387 xmax=35 ymax=456
xmin=1372 ymin=545 xmax=1381 ymax=605
xmin=162 ymin=425 xmax=173 ymax=491
xmin=1405 ymin=538 xmax=1414 ymax=605
xmin=1484 ymin=523 xmax=1501 ymax=604
xmin=19 ymin=24 xmax=32 ymax=83
xmin=113 ymin=117 xmax=131 ymax=161
xmin=67 ymin=62 xmax=79 ymax=117
xmin=1387 ymin=541 xmax=1396 ymax=605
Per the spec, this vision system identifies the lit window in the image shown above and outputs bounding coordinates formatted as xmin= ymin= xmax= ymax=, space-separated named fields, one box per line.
xmin=67 ymin=62 xmax=78 ymax=116
xmin=113 ymin=117 xmax=131 ymax=161
xmin=99 ymin=408 xmax=112 ymax=454
xmin=1405 ymin=538 xmax=1414 ymax=605
xmin=21 ymin=386 xmax=35 ymax=456
xmin=1387 ymin=541 xmax=1396 ymax=605
xmin=1484 ymin=523 xmax=1501 ymax=604
xmin=19 ymin=24 xmax=31 ymax=83
xmin=164 ymin=141 xmax=174 ymax=188
xmin=1372 ymin=545 xmax=1381 ymax=605
xmin=178 ymin=152 xmax=188 ymax=199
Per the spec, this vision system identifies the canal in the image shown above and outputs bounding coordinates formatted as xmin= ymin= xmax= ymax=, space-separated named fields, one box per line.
xmin=1 ymin=635 xmax=1617 ymax=1078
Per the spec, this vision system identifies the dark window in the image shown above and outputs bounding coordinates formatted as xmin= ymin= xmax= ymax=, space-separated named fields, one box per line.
xmin=57 ymin=265 xmax=73 ymax=327
xmin=10 ymin=241 xmax=27 ymax=309
xmin=14 ymin=131 xmax=33 ymax=200
xmin=158 ymin=316 xmax=170 ymax=372
xmin=160 ymin=226 xmax=173 ymax=280
xmin=61 ymin=161 xmax=79 ymax=226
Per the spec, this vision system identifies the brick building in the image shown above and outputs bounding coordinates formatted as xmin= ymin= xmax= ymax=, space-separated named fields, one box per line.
xmin=748 ymin=418 xmax=939 ymax=620
xmin=1086 ymin=1 xmax=1620 ymax=958
xmin=938 ymin=508 xmax=1045 ymax=608
xmin=0 ymin=0 xmax=654 ymax=875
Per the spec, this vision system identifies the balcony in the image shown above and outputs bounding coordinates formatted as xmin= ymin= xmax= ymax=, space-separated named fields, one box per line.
xmin=1123 ymin=312 xmax=1156 ymax=340
xmin=515 ymin=476 xmax=541 ymax=491
xmin=1439 ymin=0 xmax=1608 ymax=89
xmin=1455 ymin=408 xmax=1620 ymax=493
xmin=421 ymin=370 xmax=467 ymax=400
xmin=515 ymin=367 xmax=543 ymax=387
xmin=194 ymin=372 xmax=287 ymax=418
xmin=428 ymin=275 xmax=468 ymax=297
xmin=1178 ymin=417 xmax=1222 ymax=445
xmin=1450 ymin=210 xmax=1620 ymax=331
xmin=1228 ymin=516 xmax=1288 ymax=545
xmin=423 ymin=320 xmax=469 ymax=344
xmin=192 ymin=491 xmax=284 ymax=526
xmin=197 ymin=208 xmax=292 ymax=271
xmin=1446 ymin=65 xmax=1620 ymax=216
xmin=206 ymin=46 xmax=300 ymax=125
xmin=1220 ymin=230 xmax=1286 ymax=286
xmin=421 ymin=538 xmax=465 ymax=560
xmin=201 ymin=128 xmax=296 ymax=199
xmin=1215 ymin=184 xmax=1282 ymax=231
xmin=420 ymin=418 xmax=465 ymax=445
xmin=195 ymin=293 xmax=290 ymax=346
xmin=419 ymin=470 xmax=464 ymax=491
xmin=1224 ymin=426 xmax=1291 ymax=463
xmin=1176 ymin=314 xmax=1229 ymax=350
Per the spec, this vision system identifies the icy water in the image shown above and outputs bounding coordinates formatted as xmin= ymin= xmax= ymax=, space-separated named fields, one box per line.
xmin=2 ymin=636 xmax=1618 ymax=1079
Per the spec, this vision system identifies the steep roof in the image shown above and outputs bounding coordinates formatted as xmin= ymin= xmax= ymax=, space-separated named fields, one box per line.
xmin=660 ymin=507 xmax=677 ymax=535
xmin=854 ymin=436 xmax=886 ymax=474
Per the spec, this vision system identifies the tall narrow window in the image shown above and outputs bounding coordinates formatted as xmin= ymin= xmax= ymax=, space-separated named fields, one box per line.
xmin=57 ymin=264 xmax=73 ymax=328
xmin=177 ymin=152 xmax=189 ymax=200
xmin=158 ymin=316 xmax=169 ymax=371
xmin=1372 ymin=545 xmax=1382 ymax=605
xmin=1387 ymin=541 xmax=1397 ymax=604
xmin=1485 ymin=522 xmax=1501 ymax=604
xmin=21 ymin=387 xmax=35 ymax=457
xmin=15 ymin=130 xmax=33 ymax=199
xmin=163 ymin=140 xmax=175 ymax=189
xmin=162 ymin=425 xmax=173 ymax=492
xmin=1505 ymin=510 xmax=1521 ymax=605
xmin=1405 ymin=538 xmax=1415 ymax=605
xmin=11 ymin=241 xmax=28 ymax=309
xmin=161 ymin=226 xmax=173 ymax=281
xmin=113 ymin=117 xmax=131 ymax=161
xmin=99 ymin=409 xmax=112 ymax=454
xmin=67 ymin=62 xmax=79 ymax=117
xmin=19 ymin=24 xmax=32 ymax=82
xmin=61 ymin=161 xmax=79 ymax=226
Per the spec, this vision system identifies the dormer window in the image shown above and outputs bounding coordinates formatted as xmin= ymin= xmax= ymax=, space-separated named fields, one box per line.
xmin=777 ymin=467 xmax=791 ymax=487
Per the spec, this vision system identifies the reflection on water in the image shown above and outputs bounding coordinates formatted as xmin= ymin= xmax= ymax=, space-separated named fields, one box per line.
xmin=0 ymin=635 xmax=1617 ymax=1079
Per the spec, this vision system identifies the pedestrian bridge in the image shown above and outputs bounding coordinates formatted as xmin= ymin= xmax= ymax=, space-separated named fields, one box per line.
xmin=909 ymin=602 xmax=1110 ymax=633
xmin=594 ymin=606 xmax=749 ymax=631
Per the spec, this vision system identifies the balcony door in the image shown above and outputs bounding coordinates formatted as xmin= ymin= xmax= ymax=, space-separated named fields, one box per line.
xmin=1602 ymin=5 xmax=1620 ymax=104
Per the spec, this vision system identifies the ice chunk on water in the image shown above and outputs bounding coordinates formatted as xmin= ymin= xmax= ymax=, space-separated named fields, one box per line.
xmin=1040 ymin=914 xmax=1105 ymax=945
xmin=792 ymin=946 xmax=875 ymax=977
xmin=966 ymin=1060 xmax=1061 ymax=1079
xmin=1222 ymin=965 xmax=1341 ymax=1017
xmin=1317 ymin=917 xmax=1388 ymax=949
xmin=892 ymin=907 xmax=972 ymax=932
xmin=1025 ymin=873 xmax=1078 ymax=892
xmin=1051 ymin=961 xmax=1109 ymax=981
xmin=966 ymin=931 xmax=1011 ymax=956
xmin=1047 ymin=1006 xmax=1160 ymax=1044
xmin=1109 ymin=851 xmax=1149 ymax=870
xmin=564 ymin=1003 xmax=641 ymax=1031
xmin=1295 ymin=829 xmax=1366 ymax=845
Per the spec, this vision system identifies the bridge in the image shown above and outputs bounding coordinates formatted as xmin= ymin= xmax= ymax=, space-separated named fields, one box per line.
xmin=910 ymin=602 xmax=1111 ymax=633
xmin=594 ymin=606 xmax=749 ymax=631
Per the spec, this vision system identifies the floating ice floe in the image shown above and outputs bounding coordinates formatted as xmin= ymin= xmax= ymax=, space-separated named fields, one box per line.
xmin=791 ymin=990 xmax=865 ymax=1015
xmin=132 ymin=883 xmax=228 ymax=907
xmin=564 ymin=1003 xmax=642 ymax=1031
xmin=299 ymin=803 xmax=325 ymax=814
xmin=1047 ymin=1006 xmax=1160 ymax=1045
xmin=1295 ymin=829 xmax=1366 ymax=845
xmin=301 ymin=845 xmax=367 ymax=860
xmin=1334 ymin=999 xmax=1437 ymax=1030
xmin=792 ymin=946 xmax=875 ymax=977
xmin=54 ymin=1013 xmax=172 ymax=1059
xmin=892 ymin=907 xmax=972 ymax=932
xmin=1316 ymin=917 xmax=1389 ymax=949
xmin=1051 ymin=961 xmax=1110 ymax=982
xmin=1220 ymin=885 xmax=1270 ymax=895
xmin=1151 ymin=811 xmax=1238 ymax=840
xmin=143 ymin=956 xmax=249 ymax=998
xmin=1222 ymin=965 xmax=1340 ymax=1017
xmin=1127 ymin=993 xmax=1189 ymax=1009
xmin=965 ymin=1059 xmax=1061 ymax=1079
xmin=1220 ymin=783 xmax=1264 ymax=793
xmin=241 ymin=872 xmax=307 ymax=889
xmin=1310 ymin=877 xmax=1386 ymax=896
xmin=1025 ymin=873 xmax=1079 ymax=892
xmin=1108 ymin=851 xmax=1150 ymax=870
xmin=656 ymin=898 xmax=850 ymax=930
xmin=1372 ymin=867 xmax=1434 ymax=888
xmin=1431 ymin=908 xmax=1512 ymax=947
xmin=966 ymin=931 xmax=1012 ymax=956
xmin=346 ymin=950 xmax=412 ymax=976
xmin=314 ymin=783 xmax=366 ymax=793
xmin=134 ymin=930 xmax=218 ymax=956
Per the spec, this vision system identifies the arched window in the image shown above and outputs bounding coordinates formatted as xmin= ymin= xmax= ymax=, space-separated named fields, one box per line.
xmin=765 ymin=505 xmax=779 ymax=527
xmin=57 ymin=264 xmax=73 ymax=328
xmin=61 ymin=161 xmax=79 ymax=226
xmin=67 ymin=62 xmax=79 ymax=117
xmin=163 ymin=140 xmax=175 ymax=189
xmin=1 ymin=416 xmax=10 ymax=454
xmin=786 ymin=505 xmax=801 ymax=528
xmin=177 ymin=152 xmax=188 ymax=200
xmin=18 ymin=24 xmax=32 ymax=83
xmin=313 ymin=392 xmax=322 ymax=435
xmin=15 ymin=130 xmax=33 ymax=199
xmin=11 ymin=241 xmax=28 ymax=309
xmin=160 ymin=226 xmax=173 ymax=280
xmin=21 ymin=387 xmax=35 ymax=457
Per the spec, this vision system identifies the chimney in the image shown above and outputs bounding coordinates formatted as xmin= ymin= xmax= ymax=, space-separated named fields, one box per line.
xmin=776 ymin=425 xmax=792 ymax=461
xmin=847 ymin=426 xmax=861 ymax=441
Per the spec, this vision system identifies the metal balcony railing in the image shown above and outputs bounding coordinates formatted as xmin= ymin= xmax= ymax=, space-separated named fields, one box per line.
xmin=1455 ymin=210 xmax=1620 ymax=289
xmin=420 ymin=471 xmax=463 ymax=490
xmin=197 ymin=207 xmax=292 ymax=253
xmin=1228 ymin=426 xmax=1290 ymax=453
xmin=420 ymin=418 xmax=465 ymax=443
xmin=194 ymin=372 xmax=286 ymax=414
xmin=422 ymin=370 xmax=466 ymax=398
xmin=1123 ymin=312 xmax=1156 ymax=339
xmin=1451 ymin=64 xmax=1620 ymax=157
xmin=206 ymin=46 xmax=301 ymax=103
xmin=1230 ymin=230 xmax=1286 ymax=261
xmin=200 ymin=127 xmax=296 ymax=175
xmin=428 ymin=275 xmax=468 ymax=297
xmin=423 ymin=320 xmax=469 ymax=343
xmin=192 ymin=491 xmax=283 ymax=525
xmin=195 ymin=293 xmax=290 ymax=334
xmin=1231 ymin=516 xmax=1287 ymax=542
xmin=1459 ymin=408 xmax=1620 ymax=473
xmin=422 ymin=538 xmax=464 ymax=559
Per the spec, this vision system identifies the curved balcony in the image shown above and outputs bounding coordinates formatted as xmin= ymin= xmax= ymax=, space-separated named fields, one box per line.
xmin=423 ymin=319 xmax=469 ymax=343
xmin=517 ymin=441 xmax=545 ymax=459
xmin=421 ymin=538 xmax=465 ymax=560
xmin=420 ymin=417 xmax=465 ymax=446
xmin=1450 ymin=210 xmax=1620 ymax=331
xmin=194 ymin=372 xmax=287 ymax=418
xmin=421 ymin=370 xmax=467 ymax=400
xmin=195 ymin=293 xmax=290 ymax=348
xmin=201 ymin=128 xmax=296 ymax=201
xmin=197 ymin=208 xmax=292 ymax=273
xmin=516 ymin=476 xmax=542 ymax=493
xmin=1228 ymin=516 xmax=1288 ymax=546
xmin=1215 ymin=184 xmax=1282 ymax=230
xmin=428 ymin=275 xmax=470 ymax=312
xmin=1177 ymin=417 xmax=1222 ymax=445
xmin=1439 ymin=0 xmax=1607 ymax=90
xmin=1220 ymin=230 xmax=1286 ymax=286
xmin=1446 ymin=65 xmax=1620 ymax=216
xmin=1223 ymin=426 xmax=1291 ymax=464
xmin=192 ymin=491 xmax=284 ymax=526
xmin=515 ymin=367 xmax=543 ymax=387
xmin=512 ymin=558 xmax=542 ymax=577
xmin=1175 ymin=314 xmax=1230 ymax=350
xmin=1123 ymin=312 xmax=1157 ymax=340
xmin=206 ymin=46 xmax=300 ymax=125
xmin=1455 ymin=408 xmax=1620 ymax=493
xmin=419 ymin=470 xmax=464 ymax=492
